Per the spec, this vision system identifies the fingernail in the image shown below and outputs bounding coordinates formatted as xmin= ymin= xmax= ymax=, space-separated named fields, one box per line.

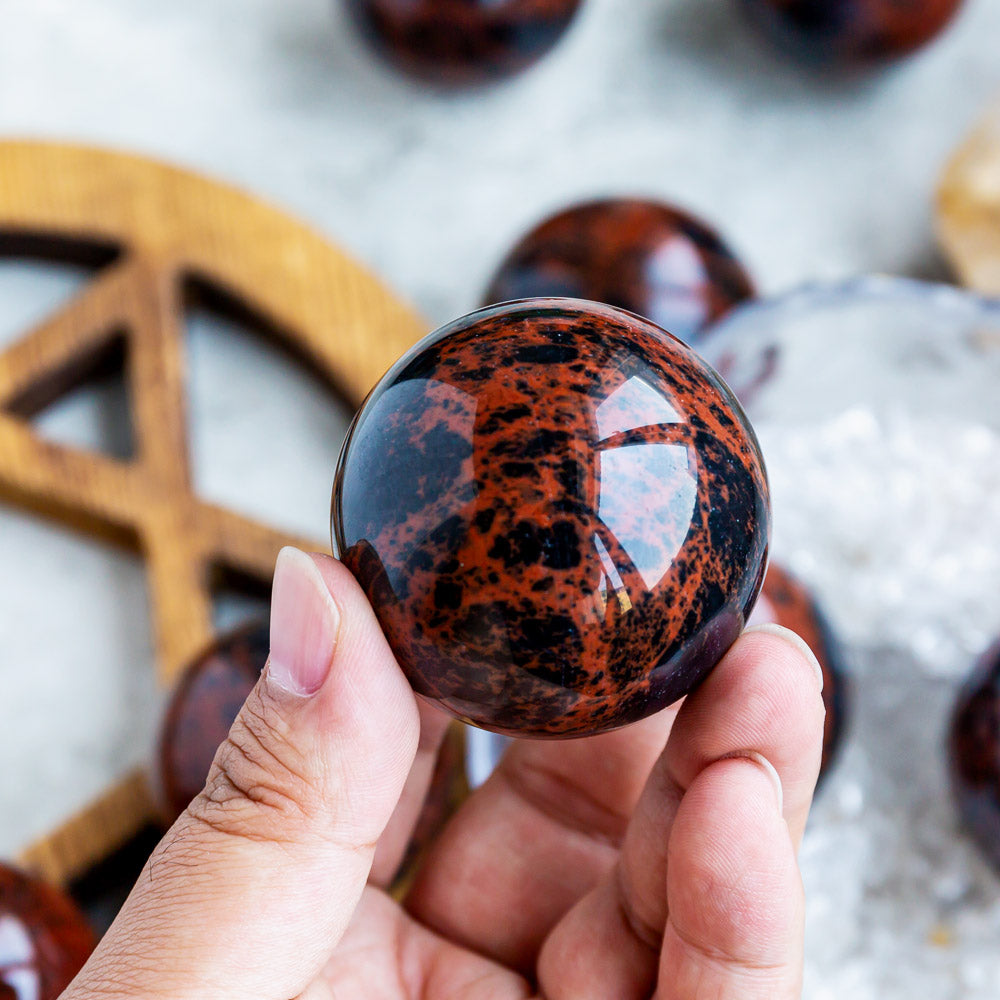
xmin=744 ymin=622 xmax=825 ymax=692
xmin=721 ymin=750 xmax=784 ymax=813
xmin=267 ymin=547 xmax=340 ymax=696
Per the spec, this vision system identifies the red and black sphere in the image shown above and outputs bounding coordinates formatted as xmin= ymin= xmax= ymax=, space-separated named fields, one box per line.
xmin=484 ymin=199 xmax=755 ymax=345
xmin=738 ymin=0 xmax=965 ymax=64
xmin=344 ymin=0 xmax=583 ymax=86
xmin=0 ymin=864 xmax=95 ymax=1000
xmin=333 ymin=298 xmax=770 ymax=738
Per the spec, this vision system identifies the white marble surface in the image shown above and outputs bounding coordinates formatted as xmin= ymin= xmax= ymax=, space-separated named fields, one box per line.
xmin=2 ymin=0 xmax=1000 ymax=990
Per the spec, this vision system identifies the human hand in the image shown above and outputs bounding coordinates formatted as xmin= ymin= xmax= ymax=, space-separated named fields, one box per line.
xmin=62 ymin=546 xmax=825 ymax=1000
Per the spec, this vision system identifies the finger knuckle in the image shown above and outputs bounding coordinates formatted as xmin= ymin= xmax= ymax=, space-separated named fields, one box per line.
xmin=185 ymin=693 xmax=316 ymax=842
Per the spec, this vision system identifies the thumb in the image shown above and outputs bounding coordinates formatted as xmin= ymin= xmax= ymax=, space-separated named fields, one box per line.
xmin=66 ymin=547 xmax=420 ymax=1000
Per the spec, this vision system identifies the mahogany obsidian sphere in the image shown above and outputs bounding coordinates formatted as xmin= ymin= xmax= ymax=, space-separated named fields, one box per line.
xmin=154 ymin=622 xmax=268 ymax=822
xmin=344 ymin=0 xmax=583 ymax=86
xmin=0 ymin=864 xmax=95 ymax=999
xmin=738 ymin=0 xmax=965 ymax=64
xmin=484 ymin=199 xmax=755 ymax=346
xmin=748 ymin=563 xmax=848 ymax=779
xmin=332 ymin=299 xmax=770 ymax=738
xmin=949 ymin=641 xmax=1000 ymax=871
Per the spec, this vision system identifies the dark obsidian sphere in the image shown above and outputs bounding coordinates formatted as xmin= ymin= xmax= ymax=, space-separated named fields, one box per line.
xmin=949 ymin=641 xmax=1000 ymax=871
xmin=748 ymin=562 xmax=848 ymax=779
xmin=332 ymin=299 xmax=770 ymax=738
xmin=0 ymin=864 xmax=95 ymax=999
xmin=154 ymin=622 xmax=269 ymax=822
xmin=738 ymin=0 xmax=965 ymax=64
xmin=484 ymin=199 xmax=755 ymax=346
xmin=344 ymin=0 xmax=583 ymax=86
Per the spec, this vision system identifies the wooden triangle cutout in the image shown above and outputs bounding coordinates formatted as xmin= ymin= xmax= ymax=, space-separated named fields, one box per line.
xmin=0 ymin=142 xmax=428 ymax=887
xmin=4 ymin=329 xmax=134 ymax=461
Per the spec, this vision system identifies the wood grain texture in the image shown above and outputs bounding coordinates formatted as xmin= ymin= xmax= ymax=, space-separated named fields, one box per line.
xmin=0 ymin=141 xmax=427 ymax=886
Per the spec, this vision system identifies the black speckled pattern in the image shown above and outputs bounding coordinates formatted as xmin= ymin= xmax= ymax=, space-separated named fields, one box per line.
xmin=484 ymin=199 xmax=755 ymax=345
xmin=739 ymin=0 xmax=965 ymax=63
xmin=0 ymin=865 xmax=95 ymax=1000
xmin=345 ymin=0 xmax=583 ymax=86
xmin=333 ymin=299 xmax=770 ymax=738
xmin=949 ymin=641 xmax=1000 ymax=871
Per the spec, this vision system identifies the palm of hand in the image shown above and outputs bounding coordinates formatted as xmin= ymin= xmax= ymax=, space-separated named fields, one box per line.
xmin=316 ymin=634 xmax=821 ymax=1000
xmin=57 ymin=559 xmax=822 ymax=1000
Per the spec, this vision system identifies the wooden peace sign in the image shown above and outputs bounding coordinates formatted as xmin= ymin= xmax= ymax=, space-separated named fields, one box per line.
xmin=0 ymin=141 xmax=426 ymax=887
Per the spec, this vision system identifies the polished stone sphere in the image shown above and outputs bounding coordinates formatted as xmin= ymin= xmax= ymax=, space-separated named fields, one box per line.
xmin=344 ymin=0 xmax=583 ymax=86
xmin=949 ymin=641 xmax=1000 ymax=871
xmin=738 ymin=0 xmax=965 ymax=64
xmin=749 ymin=562 xmax=848 ymax=779
xmin=484 ymin=199 xmax=755 ymax=345
xmin=0 ymin=864 xmax=95 ymax=999
xmin=333 ymin=299 xmax=770 ymax=737
xmin=154 ymin=622 xmax=268 ymax=822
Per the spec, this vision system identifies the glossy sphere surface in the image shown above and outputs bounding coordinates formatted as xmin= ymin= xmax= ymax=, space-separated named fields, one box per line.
xmin=155 ymin=622 xmax=268 ymax=822
xmin=484 ymin=199 xmax=755 ymax=346
xmin=748 ymin=563 xmax=848 ymax=779
xmin=345 ymin=0 xmax=583 ymax=86
xmin=0 ymin=864 xmax=95 ymax=1000
xmin=949 ymin=641 xmax=1000 ymax=871
xmin=333 ymin=299 xmax=770 ymax=737
xmin=739 ymin=0 xmax=965 ymax=63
